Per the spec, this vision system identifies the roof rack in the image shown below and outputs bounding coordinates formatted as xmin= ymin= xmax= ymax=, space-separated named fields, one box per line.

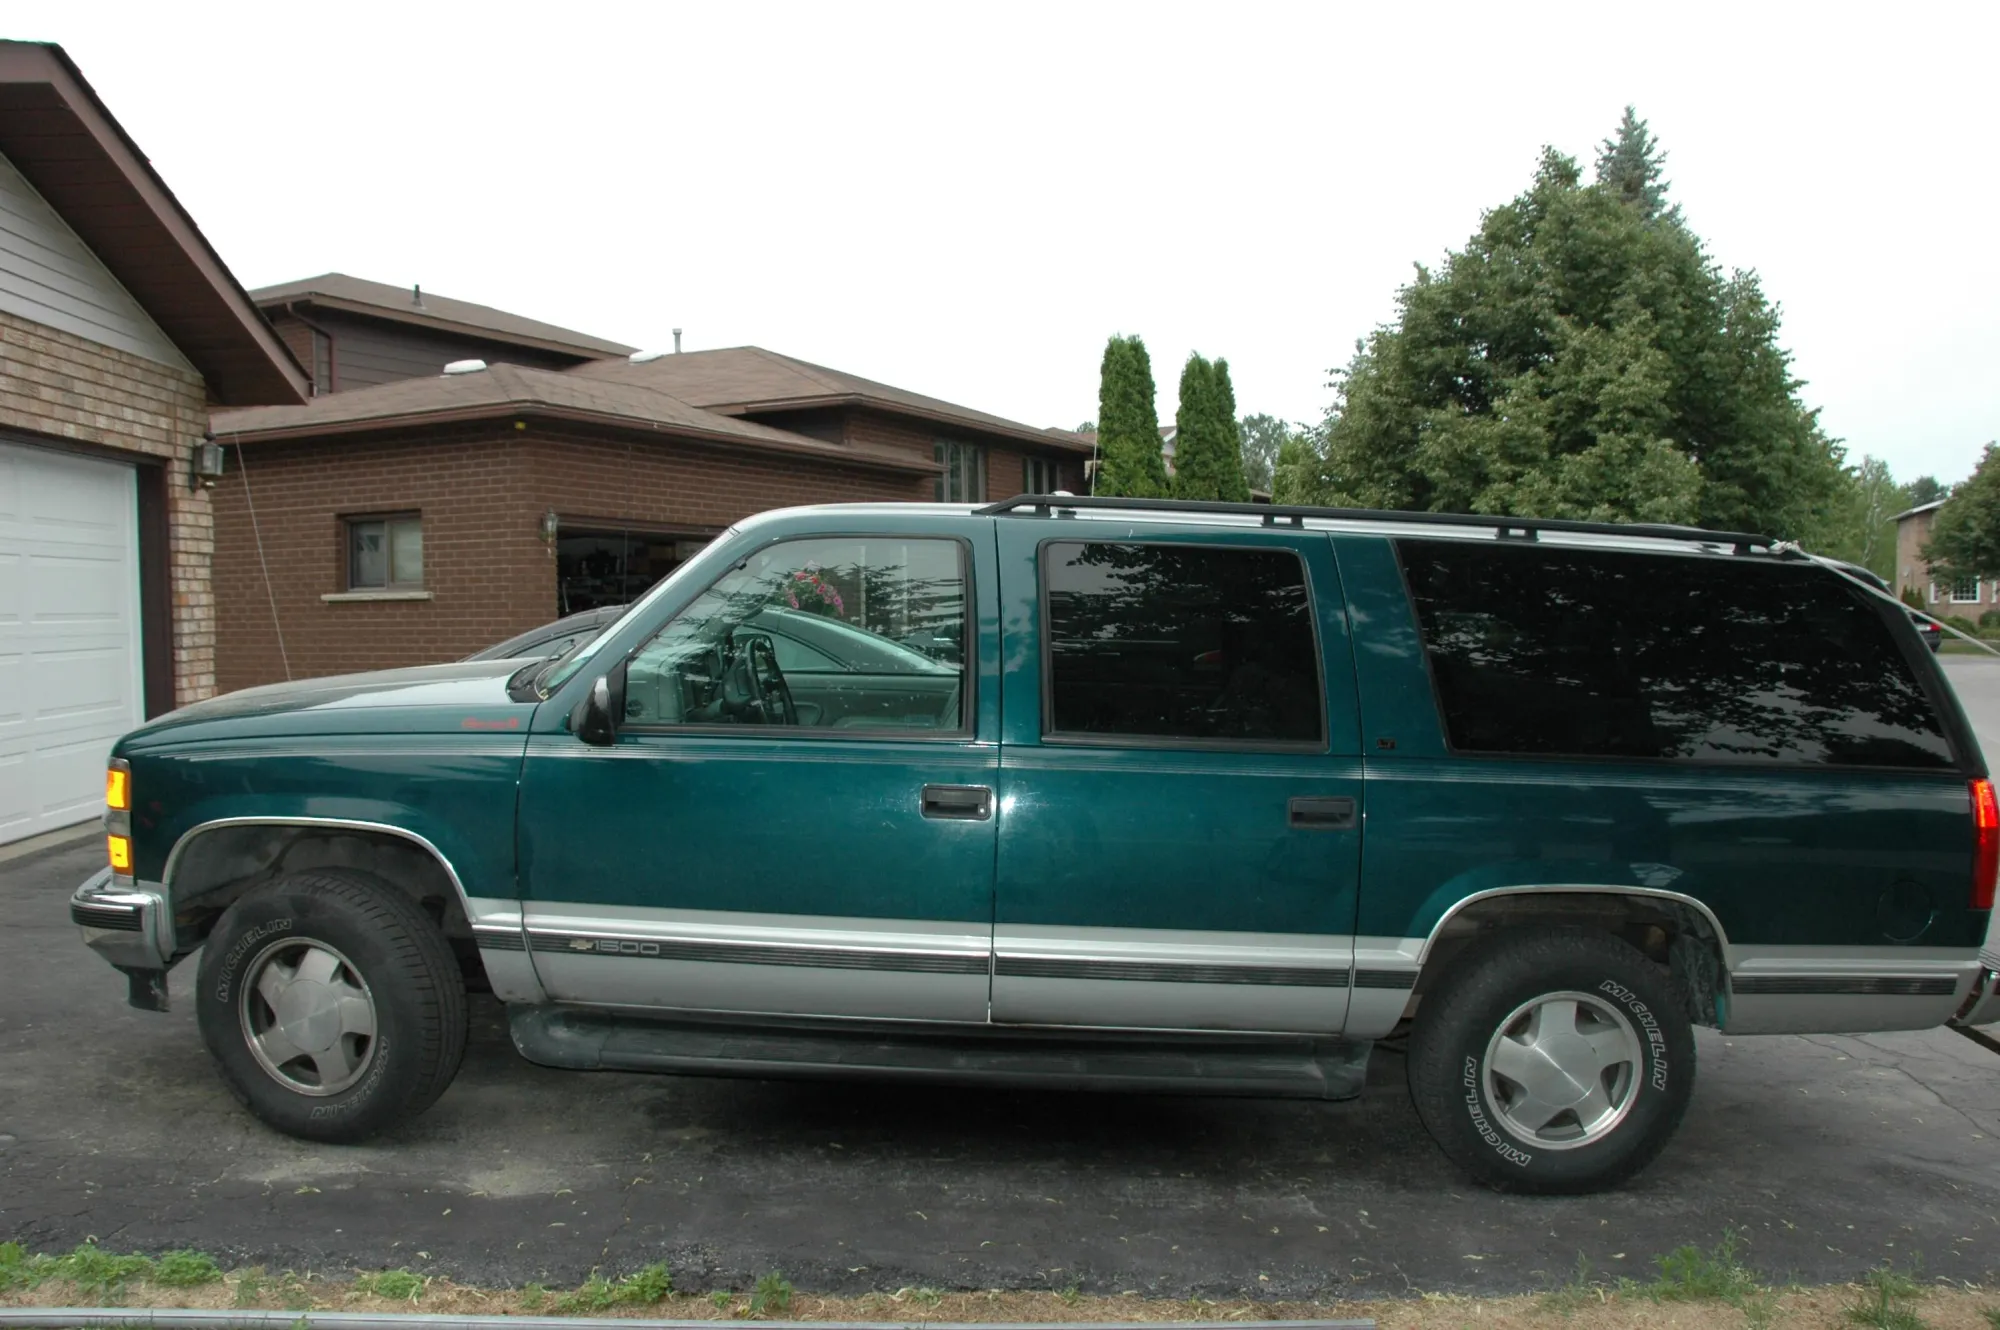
xmin=976 ymin=493 xmax=1774 ymax=555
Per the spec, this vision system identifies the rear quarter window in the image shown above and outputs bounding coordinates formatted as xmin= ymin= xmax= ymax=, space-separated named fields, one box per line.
xmin=1396 ymin=539 xmax=1954 ymax=770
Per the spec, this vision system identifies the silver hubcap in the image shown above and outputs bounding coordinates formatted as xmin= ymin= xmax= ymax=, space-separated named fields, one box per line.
xmin=238 ymin=938 xmax=377 ymax=1096
xmin=1482 ymin=990 xmax=1641 ymax=1150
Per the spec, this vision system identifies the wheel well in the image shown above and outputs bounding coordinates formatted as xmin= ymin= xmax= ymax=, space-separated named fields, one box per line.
xmin=166 ymin=825 xmax=487 ymax=989
xmin=1414 ymin=891 xmax=1727 ymax=1028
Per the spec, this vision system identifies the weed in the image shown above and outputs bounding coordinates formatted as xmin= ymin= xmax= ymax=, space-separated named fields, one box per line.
xmin=1846 ymin=1262 xmax=1929 ymax=1330
xmin=1057 ymin=1278 xmax=1082 ymax=1306
xmin=1980 ymin=1308 xmax=1999 ymax=1330
xmin=1636 ymin=1230 xmax=1763 ymax=1303
xmin=41 ymin=1243 xmax=154 ymax=1299
xmin=233 ymin=1266 xmax=267 ymax=1307
xmin=519 ymin=1283 xmax=547 ymax=1311
xmin=555 ymin=1273 xmax=615 ymax=1314
xmin=355 ymin=1268 xmax=425 ymax=1302
xmin=711 ymin=1290 xmax=735 ymax=1310
xmin=616 ymin=1263 xmax=674 ymax=1305
xmin=901 ymin=1286 xmax=943 ymax=1308
xmin=751 ymin=1271 xmax=793 ymax=1318
xmin=0 ymin=1244 xmax=29 ymax=1293
xmin=153 ymin=1250 xmax=224 ymax=1288
xmin=1539 ymin=1255 xmax=1597 ymax=1316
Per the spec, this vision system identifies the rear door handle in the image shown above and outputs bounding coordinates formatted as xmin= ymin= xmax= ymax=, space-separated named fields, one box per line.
xmin=922 ymin=784 xmax=994 ymax=820
xmin=1289 ymin=796 xmax=1356 ymax=830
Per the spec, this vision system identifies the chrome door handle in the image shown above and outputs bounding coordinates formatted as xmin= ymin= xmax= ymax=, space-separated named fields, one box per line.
xmin=1289 ymin=796 xmax=1356 ymax=830
xmin=922 ymin=784 xmax=994 ymax=820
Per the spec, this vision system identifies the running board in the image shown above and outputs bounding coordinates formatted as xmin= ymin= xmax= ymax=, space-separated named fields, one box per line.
xmin=507 ymin=1005 xmax=1371 ymax=1100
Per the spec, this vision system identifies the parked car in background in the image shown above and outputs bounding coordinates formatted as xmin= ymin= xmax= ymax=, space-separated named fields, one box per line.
xmin=72 ymin=497 xmax=1998 ymax=1196
xmin=464 ymin=606 xmax=627 ymax=662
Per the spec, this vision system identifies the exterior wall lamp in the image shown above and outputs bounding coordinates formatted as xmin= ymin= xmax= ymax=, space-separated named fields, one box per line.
xmin=540 ymin=508 xmax=560 ymax=551
xmin=189 ymin=437 xmax=226 ymax=490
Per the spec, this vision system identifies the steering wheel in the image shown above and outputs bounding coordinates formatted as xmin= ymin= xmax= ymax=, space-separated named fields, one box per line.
xmin=743 ymin=634 xmax=798 ymax=725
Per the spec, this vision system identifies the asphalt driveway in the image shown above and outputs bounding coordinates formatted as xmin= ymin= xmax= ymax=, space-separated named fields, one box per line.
xmin=3 ymin=660 xmax=1998 ymax=1300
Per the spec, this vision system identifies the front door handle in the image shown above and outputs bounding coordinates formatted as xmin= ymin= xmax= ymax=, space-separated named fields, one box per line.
xmin=922 ymin=784 xmax=994 ymax=820
xmin=1289 ymin=796 xmax=1356 ymax=830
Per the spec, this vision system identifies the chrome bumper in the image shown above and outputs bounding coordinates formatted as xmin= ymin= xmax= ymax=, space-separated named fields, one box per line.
xmin=71 ymin=866 xmax=172 ymax=972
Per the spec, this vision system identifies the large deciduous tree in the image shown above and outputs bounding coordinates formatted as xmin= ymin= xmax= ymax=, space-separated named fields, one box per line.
xmin=1924 ymin=443 xmax=2000 ymax=579
xmin=1094 ymin=335 xmax=1167 ymax=497
xmin=1284 ymin=121 xmax=1844 ymax=539
xmin=1172 ymin=354 xmax=1251 ymax=502
xmin=1238 ymin=413 xmax=1296 ymax=493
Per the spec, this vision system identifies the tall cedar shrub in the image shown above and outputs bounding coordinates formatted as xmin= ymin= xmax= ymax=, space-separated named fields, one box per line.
xmin=1094 ymin=335 xmax=1167 ymax=497
xmin=1172 ymin=354 xmax=1250 ymax=502
xmin=1285 ymin=125 xmax=1843 ymax=539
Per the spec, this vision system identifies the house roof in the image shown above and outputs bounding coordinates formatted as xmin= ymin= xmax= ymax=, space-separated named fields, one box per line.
xmin=251 ymin=272 xmax=636 ymax=361
xmin=574 ymin=347 xmax=1095 ymax=454
xmin=0 ymin=42 xmax=308 ymax=405
xmin=208 ymin=361 xmax=934 ymax=475
xmin=1892 ymin=498 xmax=1948 ymax=522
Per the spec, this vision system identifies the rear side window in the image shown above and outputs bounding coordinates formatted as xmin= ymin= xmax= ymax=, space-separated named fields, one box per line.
xmin=1397 ymin=540 xmax=1953 ymax=769
xmin=1043 ymin=541 xmax=1323 ymax=745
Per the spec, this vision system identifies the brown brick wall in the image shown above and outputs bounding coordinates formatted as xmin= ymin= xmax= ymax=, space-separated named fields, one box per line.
xmin=0 ymin=308 xmax=217 ymax=706
xmin=213 ymin=423 xmax=941 ymax=690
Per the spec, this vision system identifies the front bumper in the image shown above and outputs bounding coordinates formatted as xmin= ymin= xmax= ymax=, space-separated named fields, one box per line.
xmin=71 ymin=866 xmax=173 ymax=972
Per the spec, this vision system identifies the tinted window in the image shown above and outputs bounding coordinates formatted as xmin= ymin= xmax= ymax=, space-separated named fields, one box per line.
xmin=1044 ymin=541 xmax=1322 ymax=744
xmin=1398 ymin=540 xmax=1953 ymax=769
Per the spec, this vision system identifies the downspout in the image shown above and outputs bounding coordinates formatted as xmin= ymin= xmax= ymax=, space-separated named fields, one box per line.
xmin=286 ymin=301 xmax=339 ymax=394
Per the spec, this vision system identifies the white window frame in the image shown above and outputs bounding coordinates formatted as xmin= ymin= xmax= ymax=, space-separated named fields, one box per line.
xmin=347 ymin=513 xmax=424 ymax=591
xmin=933 ymin=440 xmax=986 ymax=503
xmin=1951 ymin=576 xmax=1982 ymax=604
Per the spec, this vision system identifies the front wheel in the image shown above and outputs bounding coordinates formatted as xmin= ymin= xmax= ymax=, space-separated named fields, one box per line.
xmin=1406 ymin=926 xmax=1695 ymax=1194
xmin=196 ymin=869 xmax=467 ymax=1142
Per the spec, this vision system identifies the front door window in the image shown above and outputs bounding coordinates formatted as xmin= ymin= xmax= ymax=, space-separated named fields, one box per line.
xmin=624 ymin=537 xmax=967 ymax=733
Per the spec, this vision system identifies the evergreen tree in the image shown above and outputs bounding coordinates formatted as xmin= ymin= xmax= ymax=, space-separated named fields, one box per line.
xmin=1924 ymin=444 xmax=2000 ymax=578
xmin=1289 ymin=130 xmax=1843 ymax=539
xmin=1094 ymin=335 xmax=1167 ymax=497
xmin=1172 ymin=354 xmax=1250 ymax=502
xmin=1594 ymin=105 xmax=1679 ymax=223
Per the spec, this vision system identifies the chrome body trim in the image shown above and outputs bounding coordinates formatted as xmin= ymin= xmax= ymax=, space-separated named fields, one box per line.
xmin=1724 ymin=945 xmax=1981 ymax=1033
xmin=1416 ymin=884 xmax=1737 ymax=969
xmin=162 ymin=815 xmax=491 ymax=921
xmin=70 ymin=866 xmax=171 ymax=971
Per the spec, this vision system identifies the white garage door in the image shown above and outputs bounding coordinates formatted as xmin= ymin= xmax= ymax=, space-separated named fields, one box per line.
xmin=0 ymin=442 xmax=144 ymax=846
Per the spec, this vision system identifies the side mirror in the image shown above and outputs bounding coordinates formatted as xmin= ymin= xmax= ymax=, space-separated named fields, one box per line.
xmin=570 ymin=664 xmax=625 ymax=746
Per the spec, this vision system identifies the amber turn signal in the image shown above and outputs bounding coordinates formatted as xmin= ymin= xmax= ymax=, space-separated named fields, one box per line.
xmin=105 ymin=763 xmax=131 ymax=812
xmin=107 ymin=834 xmax=133 ymax=873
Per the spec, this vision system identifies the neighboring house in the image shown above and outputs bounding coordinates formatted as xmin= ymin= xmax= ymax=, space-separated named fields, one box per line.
xmin=208 ymin=338 xmax=1094 ymax=690
xmin=0 ymin=42 xmax=309 ymax=845
xmin=1893 ymin=498 xmax=2000 ymax=612
xmin=252 ymin=272 xmax=634 ymax=394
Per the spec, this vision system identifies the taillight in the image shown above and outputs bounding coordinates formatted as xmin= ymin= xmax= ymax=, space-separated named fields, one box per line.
xmin=1973 ymin=778 xmax=1998 ymax=910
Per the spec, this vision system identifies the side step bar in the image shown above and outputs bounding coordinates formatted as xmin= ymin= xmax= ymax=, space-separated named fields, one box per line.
xmin=508 ymin=1005 xmax=1371 ymax=1100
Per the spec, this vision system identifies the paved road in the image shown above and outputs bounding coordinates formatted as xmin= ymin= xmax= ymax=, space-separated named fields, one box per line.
xmin=4 ymin=662 xmax=1999 ymax=1299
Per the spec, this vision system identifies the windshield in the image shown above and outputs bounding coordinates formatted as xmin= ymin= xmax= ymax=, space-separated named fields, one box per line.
xmin=537 ymin=528 xmax=740 ymax=695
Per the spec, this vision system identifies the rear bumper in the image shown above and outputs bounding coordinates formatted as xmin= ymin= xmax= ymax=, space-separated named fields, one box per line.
xmin=71 ymin=867 xmax=172 ymax=971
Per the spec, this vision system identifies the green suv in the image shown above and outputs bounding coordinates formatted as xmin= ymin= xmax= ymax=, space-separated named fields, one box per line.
xmin=72 ymin=495 xmax=2000 ymax=1193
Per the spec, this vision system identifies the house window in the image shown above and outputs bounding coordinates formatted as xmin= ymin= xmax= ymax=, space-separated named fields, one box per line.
xmin=934 ymin=440 xmax=986 ymax=503
xmin=347 ymin=514 xmax=423 ymax=590
xmin=1024 ymin=456 xmax=1061 ymax=495
xmin=1951 ymin=576 xmax=1981 ymax=604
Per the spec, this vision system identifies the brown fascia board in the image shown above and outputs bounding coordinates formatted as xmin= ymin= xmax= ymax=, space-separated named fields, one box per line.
xmin=274 ymin=293 xmax=628 ymax=362
xmin=712 ymin=394 xmax=1097 ymax=454
xmin=0 ymin=44 xmax=309 ymax=405
xmin=210 ymin=405 xmax=942 ymax=476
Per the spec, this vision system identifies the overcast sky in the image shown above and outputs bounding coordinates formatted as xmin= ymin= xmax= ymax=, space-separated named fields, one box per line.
xmin=33 ymin=1 xmax=2000 ymax=486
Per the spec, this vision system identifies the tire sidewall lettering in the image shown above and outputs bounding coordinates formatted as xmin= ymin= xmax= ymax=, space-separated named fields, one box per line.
xmin=1597 ymin=977 xmax=1671 ymax=1093
xmin=1462 ymin=1054 xmax=1534 ymax=1167
xmin=213 ymin=916 xmax=293 ymax=1003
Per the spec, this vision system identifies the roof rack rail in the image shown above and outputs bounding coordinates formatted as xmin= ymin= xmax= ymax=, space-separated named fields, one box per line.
xmin=976 ymin=493 xmax=1774 ymax=554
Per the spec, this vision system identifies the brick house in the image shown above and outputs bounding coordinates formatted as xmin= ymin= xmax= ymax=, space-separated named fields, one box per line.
xmin=209 ymin=337 xmax=1094 ymax=690
xmin=1894 ymin=498 xmax=2000 ymax=615
xmin=0 ymin=42 xmax=310 ymax=844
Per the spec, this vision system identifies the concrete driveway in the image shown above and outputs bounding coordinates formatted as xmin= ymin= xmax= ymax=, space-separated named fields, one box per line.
xmin=3 ymin=662 xmax=1998 ymax=1299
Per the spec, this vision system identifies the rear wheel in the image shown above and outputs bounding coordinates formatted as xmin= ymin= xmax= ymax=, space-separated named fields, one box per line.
xmin=196 ymin=869 xmax=467 ymax=1142
xmin=1406 ymin=926 xmax=1694 ymax=1194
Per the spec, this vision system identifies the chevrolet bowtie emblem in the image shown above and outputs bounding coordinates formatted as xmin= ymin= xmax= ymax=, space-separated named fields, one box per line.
xmin=569 ymin=938 xmax=594 ymax=952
